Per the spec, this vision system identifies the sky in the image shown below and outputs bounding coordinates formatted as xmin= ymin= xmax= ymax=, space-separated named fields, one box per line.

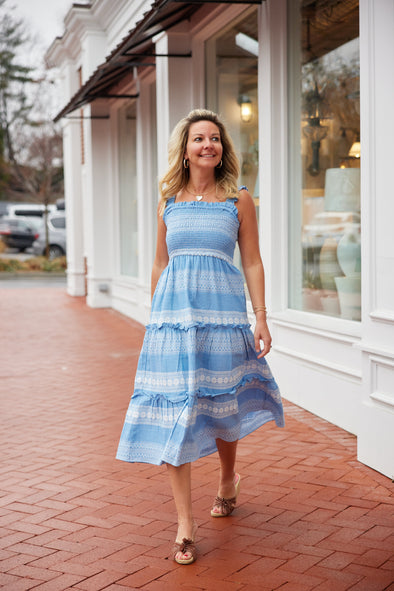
xmin=11 ymin=0 xmax=74 ymax=52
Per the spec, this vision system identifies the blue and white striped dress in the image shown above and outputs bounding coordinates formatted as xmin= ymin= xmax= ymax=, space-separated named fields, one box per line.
xmin=116 ymin=197 xmax=284 ymax=466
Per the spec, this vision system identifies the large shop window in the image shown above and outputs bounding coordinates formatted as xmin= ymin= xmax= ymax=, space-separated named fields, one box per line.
xmin=206 ymin=8 xmax=259 ymax=216
xmin=118 ymin=101 xmax=138 ymax=277
xmin=288 ymin=0 xmax=361 ymax=321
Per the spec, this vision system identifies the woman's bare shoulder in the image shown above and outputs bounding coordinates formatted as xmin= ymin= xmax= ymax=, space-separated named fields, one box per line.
xmin=236 ymin=187 xmax=255 ymax=220
xmin=237 ymin=186 xmax=253 ymax=202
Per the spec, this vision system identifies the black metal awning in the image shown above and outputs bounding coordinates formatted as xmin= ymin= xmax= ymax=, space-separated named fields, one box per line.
xmin=54 ymin=0 xmax=262 ymax=121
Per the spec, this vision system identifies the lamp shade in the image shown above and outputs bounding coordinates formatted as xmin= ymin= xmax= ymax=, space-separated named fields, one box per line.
xmin=238 ymin=94 xmax=252 ymax=122
xmin=324 ymin=168 xmax=360 ymax=212
xmin=348 ymin=141 xmax=361 ymax=158
xmin=240 ymin=101 xmax=252 ymax=122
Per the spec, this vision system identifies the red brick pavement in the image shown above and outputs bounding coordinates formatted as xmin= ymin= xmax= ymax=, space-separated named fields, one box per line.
xmin=0 ymin=287 xmax=393 ymax=591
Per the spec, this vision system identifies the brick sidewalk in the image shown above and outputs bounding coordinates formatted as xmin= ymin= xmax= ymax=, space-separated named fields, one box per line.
xmin=1 ymin=288 xmax=393 ymax=591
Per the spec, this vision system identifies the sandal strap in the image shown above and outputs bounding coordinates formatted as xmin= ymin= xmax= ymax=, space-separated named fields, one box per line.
xmin=173 ymin=537 xmax=196 ymax=559
xmin=212 ymin=495 xmax=237 ymax=516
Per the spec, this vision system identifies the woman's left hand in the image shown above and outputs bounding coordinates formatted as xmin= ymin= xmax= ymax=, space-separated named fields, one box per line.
xmin=254 ymin=318 xmax=272 ymax=358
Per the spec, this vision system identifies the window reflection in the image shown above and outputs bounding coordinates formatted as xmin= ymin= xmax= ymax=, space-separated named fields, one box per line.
xmin=205 ymin=8 xmax=259 ymax=278
xmin=206 ymin=8 xmax=259 ymax=210
xmin=290 ymin=0 xmax=361 ymax=320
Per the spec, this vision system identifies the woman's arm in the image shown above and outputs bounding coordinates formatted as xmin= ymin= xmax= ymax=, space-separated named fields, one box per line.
xmin=151 ymin=204 xmax=169 ymax=299
xmin=237 ymin=189 xmax=271 ymax=358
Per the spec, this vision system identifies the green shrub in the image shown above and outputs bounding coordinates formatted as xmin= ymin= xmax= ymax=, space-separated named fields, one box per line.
xmin=0 ymin=256 xmax=67 ymax=273
xmin=0 ymin=258 xmax=24 ymax=272
xmin=41 ymin=257 xmax=67 ymax=272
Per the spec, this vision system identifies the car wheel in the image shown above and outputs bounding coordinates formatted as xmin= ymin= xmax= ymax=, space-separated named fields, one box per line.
xmin=48 ymin=245 xmax=64 ymax=260
xmin=19 ymin=247 xmax=26 ymax=252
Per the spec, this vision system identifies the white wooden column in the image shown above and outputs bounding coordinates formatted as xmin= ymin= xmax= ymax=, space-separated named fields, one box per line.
xmin=83 ymin=106 xmax=114 ymax=308
xmin=259 ymin=0 xmax=288 ymax=314
xmin=357 ymin=0 xmax=394 ymax=478
xmin=62 ymin=119 xmax=85 ymax=296
xmin=60 ymin=61 xmax=86 ymax=296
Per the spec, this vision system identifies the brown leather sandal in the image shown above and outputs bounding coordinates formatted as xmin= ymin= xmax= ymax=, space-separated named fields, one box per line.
xmin=211 ymin=495 xmax=237 ymax=517
xmin=172 ymin=537 xmax=197 ymax=565
xmin=211 ymin=473 xmax=241 ymax=517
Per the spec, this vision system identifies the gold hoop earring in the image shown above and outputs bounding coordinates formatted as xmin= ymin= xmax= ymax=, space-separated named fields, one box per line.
xmin=183 ymin=158 xmax=189 ymax=169
xmin=216 ymin=160 xmax=223 ymax=169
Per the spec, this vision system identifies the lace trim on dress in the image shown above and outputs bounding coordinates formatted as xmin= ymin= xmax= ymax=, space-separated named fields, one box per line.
xmin=148 ymin=307 xmax=249 ymax=330
xmin=169 ymin=248 xmax=234 ymax=265
xmin=133 ymin=362 xmax=277 ymax=395
xmin=131 ymin=373 xmax=282 ymax=406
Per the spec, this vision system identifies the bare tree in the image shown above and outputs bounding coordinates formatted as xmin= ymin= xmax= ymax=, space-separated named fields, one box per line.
xmin=0 ymin=0 xmax=35 ymax=195
xmin=0 ymin=0 xmax=64 ymax=257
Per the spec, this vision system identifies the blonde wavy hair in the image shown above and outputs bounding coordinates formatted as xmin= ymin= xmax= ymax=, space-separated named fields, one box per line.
xmin=159 ymin=109 xmax=240 ymax=214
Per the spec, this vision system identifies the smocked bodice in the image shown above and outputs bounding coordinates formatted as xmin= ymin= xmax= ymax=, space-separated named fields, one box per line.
xmin=163 ymin=198 xmax=239 ymax=265
xmin=149 ymin=197 xmax=248 ymax=330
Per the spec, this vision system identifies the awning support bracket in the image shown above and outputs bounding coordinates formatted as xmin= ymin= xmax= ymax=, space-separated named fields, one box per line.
xmin=92 ymin=93 xmax=140 ymax=100
xmin=64 ymin=115 xmax=110 ymax=120
xmin=122 ymin=52 xmax=192 ymax=58
xmin=173 ymin=0 xmax=263 ymax=4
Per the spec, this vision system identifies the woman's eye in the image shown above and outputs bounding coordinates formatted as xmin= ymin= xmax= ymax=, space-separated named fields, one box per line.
xmin=192 ymin=136 xmax=220 ymax=142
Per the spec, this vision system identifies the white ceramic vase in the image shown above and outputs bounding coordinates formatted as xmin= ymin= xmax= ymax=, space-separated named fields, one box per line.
xmin=335 ymin=223 xmax=361 ymax=320
xmin=336 ymin=223 xmax=361 ymax=276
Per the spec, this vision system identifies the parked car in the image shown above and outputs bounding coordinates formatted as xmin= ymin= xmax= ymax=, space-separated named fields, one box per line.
xmin=6 ymin=203 xmax=56 ymax=218
xmin=0 ymin=202 xmax=11 ymax=218
xmin=0 ymin=216 xmax=39 ymax=251
xmin=32 ymin=213 xmax=67 ymax=259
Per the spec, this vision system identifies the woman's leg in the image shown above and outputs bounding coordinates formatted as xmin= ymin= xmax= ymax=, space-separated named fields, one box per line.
xmin=166 ymin=462 xmax=196 ymax=560
xmin=215 ymin=438 xmax=239 ymax=498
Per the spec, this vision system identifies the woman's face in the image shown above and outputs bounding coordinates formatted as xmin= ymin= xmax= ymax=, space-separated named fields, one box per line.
xmin=184 ymin=120 xmax=223 ymax=172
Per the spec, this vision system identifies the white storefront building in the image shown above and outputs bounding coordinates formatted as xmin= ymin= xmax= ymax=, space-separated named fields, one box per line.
xmin=47 ymin=0 xmax=394 ymax=478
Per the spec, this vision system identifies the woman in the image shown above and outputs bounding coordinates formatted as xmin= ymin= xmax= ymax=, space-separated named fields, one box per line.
xmin=116 ymin=109 xmax=284 ymax=565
